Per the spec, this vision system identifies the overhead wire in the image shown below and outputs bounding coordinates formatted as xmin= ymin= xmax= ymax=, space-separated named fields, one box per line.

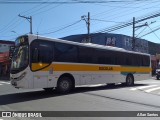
xmin=92 ymin=0 xmax=160 ymax=32
xmin=37 ymin=0 xmax=160 ymax=38
xmin=0 ymin=0 xmax=50 ymax=34
xmin=0 ymin=0 xmax=64 ymax=37
xmin=91 ymin=1 xmax=133 ymax=18
xmin=135 ymin=26 xmax=148 ymax=38
xmin=19 ymin=0 xmax=52 ymax=16
xmin=31 ymin=1 xmax=63 ymax=16
xmin=89 ymin=1 xmax=152 ymax=35
xmin=90 ymin=19 xmax=126 ymax=24
xmin=51 ymin=3 xmax=134 ymax=36
xmin=1 ymin=0 xmax=160 ymax=40
xmin=0 ymin=17 xmax=25 ymax=34
xmin=34 ymin=0 xmax=159 ymax=36
xmin=40 ymin=20 xmax=82 ymax=35
xmin=0 ymin=0 xmax=159 ymax=4
xmin=96 ymin=0 xmax=159 ymax=23
xmin=146 ymin=25 xmax=160 ymax=41
xmin=94 ymin=9 xmax=160 ymax=34
xmin=0 ymin=16 xmax=18 ymax=33
xmin=20 ymin=0 xmax=65 ymax=17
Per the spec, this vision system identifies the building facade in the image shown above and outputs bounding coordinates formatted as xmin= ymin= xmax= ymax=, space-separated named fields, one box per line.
xmin=62 ymin=33 xmax=153 ymax=54
xmin=0 ymin=40 xmax=14 ymax=77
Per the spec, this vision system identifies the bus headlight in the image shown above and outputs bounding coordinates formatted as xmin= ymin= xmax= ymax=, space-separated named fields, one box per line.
xmin=11 ymin=72 xmax=26 ymax=81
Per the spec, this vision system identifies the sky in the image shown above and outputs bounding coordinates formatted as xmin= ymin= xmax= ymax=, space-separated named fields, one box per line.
xmin=1 ymin=0 xmax=160 ymax=43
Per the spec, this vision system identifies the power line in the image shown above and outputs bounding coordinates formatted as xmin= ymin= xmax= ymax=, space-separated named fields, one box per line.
xmin=22 ymin=0 xmax=63 ymax=16
xmin=0 ymin=18 xmax=24 ymax=34
xmin=1 ymin=0 xmax=160 ymax=40
xmin=91 ymin=18 xmax=126 ymax=24
xmin=94 ymin=11 xmax=160 ymax=33
xmin=62 ymin=2 xmax=134 ymax=35
xmin=0 ymin=0 xmax=64 ymax=36
xmin=31 ymin=1 xmax=63 ymax=16
xmin=19 ymin=0 xmax=52 ymax=16
xmin=0 ymin=16 xmax=18 ymax=33
xmin=40 ymin=20 xmax=82 ymax=35
xmin=0 ymin=0 xmax=48 ymax=33
xmin=105 ymin=2 xmax=160 ymax=22
xmin=147 ymin=25 xmax=160 ymax=41
xmin=29 ymin=1 xmax=158 ymax=36
xmin=91 ymin=1 xmax=160 ymax=33
xmin=0 ymin=0 xmax=158 ymax=4
xmin=139 ymin=25 xmax=160 ymax=38
xmin=136 ymin=26 xmax=148 ymax=37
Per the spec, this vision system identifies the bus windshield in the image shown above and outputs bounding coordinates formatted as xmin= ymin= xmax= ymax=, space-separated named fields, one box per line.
xmin=11 ymin=36 xmax=29 ymax=73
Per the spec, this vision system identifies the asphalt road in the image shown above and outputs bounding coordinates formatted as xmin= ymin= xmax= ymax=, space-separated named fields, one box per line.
xmin=0 ymin=78 xmax=160 ymax=120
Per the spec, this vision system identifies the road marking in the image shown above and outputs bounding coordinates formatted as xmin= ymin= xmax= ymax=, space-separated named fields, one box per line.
xmin=0 ymin=81 xmax=10 ymax=84
xmin=77 ymin=84 xmax=105 ymax=88
xmin=130 ymin=85 xmax=158 ymax=91
xmin=145 ymin=87 xmax=160 ymax=93
xmin=88 ymin=84 xmax=104 ymax=87
xmin=136 ymin=81 xmax=160 ymax=84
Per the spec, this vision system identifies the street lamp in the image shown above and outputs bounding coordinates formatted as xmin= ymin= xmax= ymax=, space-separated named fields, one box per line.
xmin=11 ymin=31 xmax=19 ymax=36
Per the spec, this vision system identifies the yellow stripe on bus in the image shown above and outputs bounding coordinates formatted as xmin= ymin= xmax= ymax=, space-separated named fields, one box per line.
xmin=31 ymin=63 xmax=151 ymax=73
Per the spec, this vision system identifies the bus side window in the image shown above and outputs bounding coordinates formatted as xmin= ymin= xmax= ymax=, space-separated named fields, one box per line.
xmin=33 ymin=48 xmax=39 ymax=62
xmin=54 ymin=42 xmax=78 ymax=63
xmin=30 ymin=39 xmax=53 ymax=71
xmin=38 ymin=43 xmax=53 ymax=63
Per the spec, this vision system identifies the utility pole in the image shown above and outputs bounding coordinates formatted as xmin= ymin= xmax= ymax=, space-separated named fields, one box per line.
xmin=132 ymin=17 xmax=135 ymax=51
xmin=81 ymin=12 xmax=90 ymax=42
xmin=18 ymin=14 xmax=32 ymax=34
xmin=132 ymin=17 xmax=149 ymax=51
xmin=87 ymin=12 xmax=90 ymax=42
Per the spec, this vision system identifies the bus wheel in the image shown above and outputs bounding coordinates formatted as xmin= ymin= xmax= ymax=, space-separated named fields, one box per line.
xmin=56 ymin=76 xmax=73 ymax=94
xmin=126 ymin=74 xmax=134 ymax=86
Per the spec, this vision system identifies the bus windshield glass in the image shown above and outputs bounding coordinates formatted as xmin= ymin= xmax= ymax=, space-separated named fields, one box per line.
xmin=11 ymin=36 xmax=29 ymax=73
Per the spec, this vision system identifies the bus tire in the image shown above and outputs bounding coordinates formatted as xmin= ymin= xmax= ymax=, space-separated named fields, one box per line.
xmin=126 ymin=74 xmax=134 ymax=86
xmin=56 ymin=76 xmax=73 ymax=94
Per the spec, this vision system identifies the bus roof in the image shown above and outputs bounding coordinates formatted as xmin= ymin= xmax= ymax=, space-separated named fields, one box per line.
xmin=26 ymin=34 xmax=150 ymax=56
